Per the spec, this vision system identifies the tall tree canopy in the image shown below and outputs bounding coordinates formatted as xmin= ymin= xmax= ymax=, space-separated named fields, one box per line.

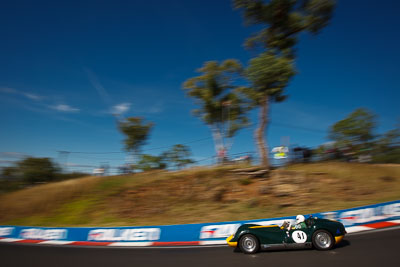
xmin=183 ymin=60 xmax=249 ymax=156
xmin=235 ymin=0 xmax=335 ymax=168
xmin=137 ymin=154 xmax=166 ymax=171
xmin=378 ymin=128 xmax=400 ymax=148
xmin=374 ymin=126 xmax=400 ymax=163
xmin=118 ymin=117 xmax=153 ymax=157
xmin=163 ymin=144 xmax=194 ymax=170
xmin=329 ymin=108 xmax=376 ymax=148
xmin=17 ymin=157 xmax=59 ymax=184
xmin=244 ymin=52 xmax=296 ymax=167
xmin=234 ymin=0 xmax=335 ymax=57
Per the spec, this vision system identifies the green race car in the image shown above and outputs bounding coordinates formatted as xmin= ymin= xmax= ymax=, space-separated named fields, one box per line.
xmin=226 ymin=215 xmax=346 ymax=254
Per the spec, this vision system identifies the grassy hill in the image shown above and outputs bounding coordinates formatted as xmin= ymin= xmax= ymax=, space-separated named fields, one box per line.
xmin=0 ymin=162 xmax=399 ymax=227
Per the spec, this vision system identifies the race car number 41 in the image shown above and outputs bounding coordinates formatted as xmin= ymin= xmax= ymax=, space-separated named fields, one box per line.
xmin=292 ymin=230 xmax=307 ymax=243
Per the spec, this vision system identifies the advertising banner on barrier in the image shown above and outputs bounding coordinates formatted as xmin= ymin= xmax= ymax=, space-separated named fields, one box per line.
xmin=0 ymin=200 xmax=399 ymax=244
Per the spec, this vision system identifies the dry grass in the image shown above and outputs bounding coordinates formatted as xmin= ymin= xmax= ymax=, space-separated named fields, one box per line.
xmin=0 ymin=162 xmax=399 ymax=227
xmin=0 ymin=176 xmax=100 ymax=222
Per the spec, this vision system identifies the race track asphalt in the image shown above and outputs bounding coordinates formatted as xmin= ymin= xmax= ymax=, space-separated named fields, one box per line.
xmin=1 ymin=227 xmax=399 ymax=267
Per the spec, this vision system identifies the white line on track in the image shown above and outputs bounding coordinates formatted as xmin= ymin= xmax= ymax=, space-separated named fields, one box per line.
xmin=347 ymin=225 xmax=400 ymax=236
xmin=108 ymin=242 xmax=153 ymax=247
xmin=39 ymin=241 xmax=74 ymax=245
xmin=345 ymin=226 xmax=371 ymax=233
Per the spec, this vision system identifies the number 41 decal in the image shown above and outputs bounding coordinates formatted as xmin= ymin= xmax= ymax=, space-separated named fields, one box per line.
xmin=292 ymin=230 xmax=307 ymax=243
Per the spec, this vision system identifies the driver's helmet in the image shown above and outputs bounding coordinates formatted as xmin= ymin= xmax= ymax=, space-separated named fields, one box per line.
xmin=296 ymin=215 xmax=305 ymax=224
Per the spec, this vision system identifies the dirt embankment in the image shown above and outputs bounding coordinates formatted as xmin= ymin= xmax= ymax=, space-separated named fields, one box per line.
xmin=0 ymin=162 xmax=399 ymax=226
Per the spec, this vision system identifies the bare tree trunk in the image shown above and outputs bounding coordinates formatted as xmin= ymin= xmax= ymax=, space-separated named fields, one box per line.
xmin=211 ymin=127 xmax=223 ymax=152
xmin=255 ymin=95 xmax=270 ymax=169
xmin=211 ymin=125 xmax=226 ymax=164
xmin=129 ymin=151 xmax=138 ymax=174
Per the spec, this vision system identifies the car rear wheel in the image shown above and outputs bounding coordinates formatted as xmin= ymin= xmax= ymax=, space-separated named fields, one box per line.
xmin=312 ymin=230 xmax=334 ymax=250
xmin=239 ymin=234 xmax=260 ymax=254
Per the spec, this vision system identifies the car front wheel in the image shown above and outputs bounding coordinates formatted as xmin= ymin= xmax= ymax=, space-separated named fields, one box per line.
xmin=239 ymin=234 xmax=260 ymax=254
xmin=312 ymin=230 xmax=334 ymax=250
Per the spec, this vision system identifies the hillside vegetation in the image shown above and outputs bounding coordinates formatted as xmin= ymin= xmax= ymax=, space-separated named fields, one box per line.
xmin=0 ymin=162 xmax=399 ymax=227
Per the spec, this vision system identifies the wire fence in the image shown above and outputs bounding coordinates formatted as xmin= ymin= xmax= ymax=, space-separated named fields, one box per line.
xmin=0 ymin=147 xmax=312 ymax=174
xmin=0 ymin=133 xmax=321 ymax=175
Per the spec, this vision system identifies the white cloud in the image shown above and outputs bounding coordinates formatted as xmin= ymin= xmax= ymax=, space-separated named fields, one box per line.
xmin=23 ymin=93 xmax=42 ymax=101
xmin=85 ymin=68 xmax=113 ymax=107
xmin=0 ymin=87 xmax=43 ymax=101
xmin=111 ymin=103 xmax=131 ymax=115
xmin=1 ymin=86 xmax=84 ymax=117
xmin=51 ymin=104 xmax=80 ymax=113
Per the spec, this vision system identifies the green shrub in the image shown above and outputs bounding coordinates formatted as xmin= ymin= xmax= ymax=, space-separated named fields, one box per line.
xmin=239 ymin=178 xmax=253 ymax=185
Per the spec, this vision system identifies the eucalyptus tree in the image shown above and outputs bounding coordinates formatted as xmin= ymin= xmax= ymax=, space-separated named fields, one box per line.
xmin=329 ymin=108 xmax=376 ymax=148
xmin=234 ymin=0 xmax=335 ymax=57
xmin=163 ymin=144 xmax=194 ymax=170
xmin=183 ymin=60 xmax=249 ymax=158
xmin=17 ymin=157 xmax=59 ymax=184
xmin=118 ymin=117 xmax=153 ymax=168
xmin=244 ymin=52 xmax=295 ymax=167
xmin=235 ymin=0 xmax=335 ymax=168
xmin=137 ymin=154 xmax=166 ymax=171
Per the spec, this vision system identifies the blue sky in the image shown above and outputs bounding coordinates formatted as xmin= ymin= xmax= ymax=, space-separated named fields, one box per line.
xmin=0 ymin=0 xmax=399 ymax=172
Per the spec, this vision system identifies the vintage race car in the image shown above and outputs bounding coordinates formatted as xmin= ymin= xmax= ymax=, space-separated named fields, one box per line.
xmin=226 ymin=216 xmax=346 ymax=254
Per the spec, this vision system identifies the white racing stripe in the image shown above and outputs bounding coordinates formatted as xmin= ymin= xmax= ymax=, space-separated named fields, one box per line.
xmin=39 ymin=240 xmax=74 ymax=245
xmin=108 ymin=242 xmax=154 ymax=247
xmin=345 ymin=226 xmax=371 ymax=233
xmin=348 ymin=225 xmax=400 ymax=235
xmin=200 ymin=241 xmax=227 ymax=246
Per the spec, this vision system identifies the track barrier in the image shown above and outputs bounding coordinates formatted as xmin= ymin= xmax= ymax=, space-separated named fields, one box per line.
xmin=0 ymin=200 xmax=399 ymax=246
